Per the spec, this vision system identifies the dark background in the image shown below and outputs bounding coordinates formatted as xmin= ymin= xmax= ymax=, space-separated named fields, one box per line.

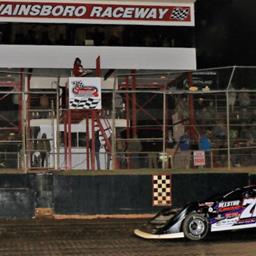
xmin=196 ymin=0 xmax=256 ymax=68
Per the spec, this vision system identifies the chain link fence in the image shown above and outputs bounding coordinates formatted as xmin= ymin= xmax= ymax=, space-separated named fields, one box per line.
xmin=0 ymin=67 xmax=255 ymax=170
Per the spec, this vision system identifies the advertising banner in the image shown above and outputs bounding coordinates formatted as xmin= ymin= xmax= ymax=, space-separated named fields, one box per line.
xmin=69 ymin=77 xmax=101 ymax=109
xmin=0 ymin=1 xmax=194 ymax=26
xmin=193 ymin=150 xmax=205 ymax=167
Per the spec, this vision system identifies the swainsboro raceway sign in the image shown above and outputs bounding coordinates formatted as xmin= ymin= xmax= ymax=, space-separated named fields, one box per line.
xmin=69 ymin=77 xmax=102 ymax=110
xmin=0 ymin=1 xmax=194 ymax=26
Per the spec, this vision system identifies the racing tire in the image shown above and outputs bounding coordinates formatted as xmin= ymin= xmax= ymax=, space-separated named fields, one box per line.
xmin=182 ymin=213 xmax=209 ymax=241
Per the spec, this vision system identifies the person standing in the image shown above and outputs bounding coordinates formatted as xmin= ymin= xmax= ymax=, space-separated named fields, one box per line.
xmin=90 ymin=131 xmax=101 ymax=170
xmin=176 ymin=132 xmax=191 ymax=169
xmin=38 ymin=133 xmax=51 ymax=167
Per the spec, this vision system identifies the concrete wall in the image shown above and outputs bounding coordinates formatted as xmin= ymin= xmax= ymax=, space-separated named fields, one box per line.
xmin=53 ymin=175 xmax=154 ymax=214
xmin=249 ymin=174 xmax=256 ymax=185
xmin=172 ymin=173 xmax=249 ymax=207
xmin=0 ymin=172 xmax=253 ymax=218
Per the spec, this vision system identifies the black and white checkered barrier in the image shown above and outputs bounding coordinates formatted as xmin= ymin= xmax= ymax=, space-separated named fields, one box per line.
xmin=171 ymin=8 xmax=189 ymax=21
xmin=70 ymin=97 xmax=100 ymax=109
xmin=153 ymin=175 xmax=172 ymax=206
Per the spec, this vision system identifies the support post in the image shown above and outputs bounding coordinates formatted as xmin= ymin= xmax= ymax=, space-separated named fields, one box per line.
xmin=125 ymin=76 xmax=131 ymax=169
xmin=86 ymin=112 xmax=90 ymax=170
xmin=226 ymin=66 xmax=236 ymax=170
xmin=91 ymin=111 xmax=96 ymax=170
xmin=22 ymin=72 xmax=27 ymax=173
xmin=67 ymin=109 xmax=72 ymax=170
xmin=162 ymin=90 xmax=167 ymax=170
xmin=56 ymin=80 xmax=60 ymax=170
xmin=131 ymin=70 xmax=137 ymax=137
xmin=188 ymin=72 xmax=197 ymax=141
xmin=64 ymin=111 xmax=68 ymax=170
xmin=26 ymin=71 xmax=32 ymax=169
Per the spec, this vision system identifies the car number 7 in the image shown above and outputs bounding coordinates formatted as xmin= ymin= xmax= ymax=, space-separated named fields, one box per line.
xmin=240 ymin=198 xmax=256 ymax=219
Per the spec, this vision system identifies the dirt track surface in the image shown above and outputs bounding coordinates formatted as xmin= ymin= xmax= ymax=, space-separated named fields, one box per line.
xmin=0 ymin=219 xmax=255 ymax=256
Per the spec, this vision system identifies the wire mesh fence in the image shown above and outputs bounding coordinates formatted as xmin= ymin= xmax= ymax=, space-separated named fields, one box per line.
xmin=0 ymin=67 xmax=256 ymax=171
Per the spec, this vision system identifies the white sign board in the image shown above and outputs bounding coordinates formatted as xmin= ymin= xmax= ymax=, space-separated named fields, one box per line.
xmin=69 ymin=77 xmax=101 ymax=109
xmin=193 ymin=150 xmax=205 ymax=166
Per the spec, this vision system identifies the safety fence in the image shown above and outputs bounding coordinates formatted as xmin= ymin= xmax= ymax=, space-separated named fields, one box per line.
xmin=0 ymin=67 xmax=256 ymax=171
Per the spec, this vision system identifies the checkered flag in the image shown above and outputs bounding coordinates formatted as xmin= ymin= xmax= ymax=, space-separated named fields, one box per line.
xmin=171 ymin=8 xmax=189 ymax=21
xmin=152 ymin=175 xmax=172 ymax=206
xmin=70 ymin=97 xmax=100 ymax=109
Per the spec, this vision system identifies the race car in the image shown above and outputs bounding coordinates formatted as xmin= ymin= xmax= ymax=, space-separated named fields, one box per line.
xmin=134 ymin=185 xmax=256 ymax=240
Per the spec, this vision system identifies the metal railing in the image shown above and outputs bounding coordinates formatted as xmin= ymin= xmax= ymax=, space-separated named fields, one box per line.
xmin=0 ymin=67 xmax=256 ymax=171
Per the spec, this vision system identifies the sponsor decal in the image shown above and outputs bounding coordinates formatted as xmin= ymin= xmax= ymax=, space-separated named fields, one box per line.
xmin=218 ymin=200 xmax=240 ymax=212
xmin=214 ymin=217 xmax=239 ymax=227
xmin=72 ymin=82 xmax=99 ymax=97
xmin=237 ymin=218 xmax=256 ymax=225
xmin=225 ymin=212 xmax=240 ymax=219
xmin=219 ymin=200 xmax=240 ymax=208
xmin=0 ymin=1 xmax=193 ymax=25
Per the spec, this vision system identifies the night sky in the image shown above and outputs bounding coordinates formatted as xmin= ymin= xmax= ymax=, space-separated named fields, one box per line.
xmin=196 ymin=0 xmax=256 ymax=68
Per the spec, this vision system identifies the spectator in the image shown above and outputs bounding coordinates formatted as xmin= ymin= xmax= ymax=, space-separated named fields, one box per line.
xmin=195 ymin=97 xmax=207 ymax=110
xmin=240 ymin=123 xmax=253 ymax=146
xmin=199 ymin=133 xmax=211 ymax=151
xmin=174 ymin=132 xmax=191 ymax=169
xmin=237 ymin=107 xmax=249 ymax=123
xmin=231 ymin=141 xmax=241 ymax=167
xmin=212 ymin=122 xmax=226 ymax=140
xmin=228 ymin=85 xmax=236 ymax=112
xmin=89 ymin=131 xmax=101 ymax=170
xmin=72 ymin=57 xmax=92 ymax=77
xmin=166 ymin=132 xmax=177 ymax=168
xmin=249 ymin=121 xmax=256 ymax=144
xmin=179 ymin=132 xmax=190 ymax=151
xmin=198 ymin=106 xmax=215 ymax=125
xmin=116 ymin=139 xmax=127 ymax=169
xmin=238 ymin=87 xmax=250 ymax=108
xmin=115 ymin=93 xmax=124 ymax=118
xmin=147 ymin=140 xmax=158 ymax=169
xmin=37 ymin=133 xmax=51 ymax=167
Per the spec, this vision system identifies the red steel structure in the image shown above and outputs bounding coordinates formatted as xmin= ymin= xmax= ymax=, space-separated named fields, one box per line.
xmin=63 ymin=56 xmax=112 ymax=171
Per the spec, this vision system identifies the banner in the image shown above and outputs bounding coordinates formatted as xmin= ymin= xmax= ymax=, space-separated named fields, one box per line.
xmin=193 ymin=151 xmax=205 ymax=167
xmin=69 ymin=77 xmax=101 ymax=110
xmin=0 ymin=1 xmax=194 ymax=26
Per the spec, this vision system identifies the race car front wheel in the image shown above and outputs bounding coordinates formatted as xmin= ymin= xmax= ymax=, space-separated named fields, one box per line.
xmin=182 ymin=213 xmax=209 ymax=241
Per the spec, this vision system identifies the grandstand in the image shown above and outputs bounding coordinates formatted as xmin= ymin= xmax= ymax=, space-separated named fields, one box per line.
xmin=1 ymin=1 xmax=255 ymax=172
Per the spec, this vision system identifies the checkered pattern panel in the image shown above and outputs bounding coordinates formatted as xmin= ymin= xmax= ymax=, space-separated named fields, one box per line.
xmin=70 ymin=97 xmax=100 ymax=109
xmin=171 ymin=8 xmax=189 ymax=21
xmin=152 ymin=175 xmax=172 ymax=206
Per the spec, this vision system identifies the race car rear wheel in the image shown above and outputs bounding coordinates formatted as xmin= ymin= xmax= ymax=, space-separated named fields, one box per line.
xmin=182 ymin=213 xmax=209 ymax=241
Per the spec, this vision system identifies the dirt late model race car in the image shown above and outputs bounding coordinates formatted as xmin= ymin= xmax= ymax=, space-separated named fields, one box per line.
xmin=134 ymin=185 xmax=256 ymax=241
